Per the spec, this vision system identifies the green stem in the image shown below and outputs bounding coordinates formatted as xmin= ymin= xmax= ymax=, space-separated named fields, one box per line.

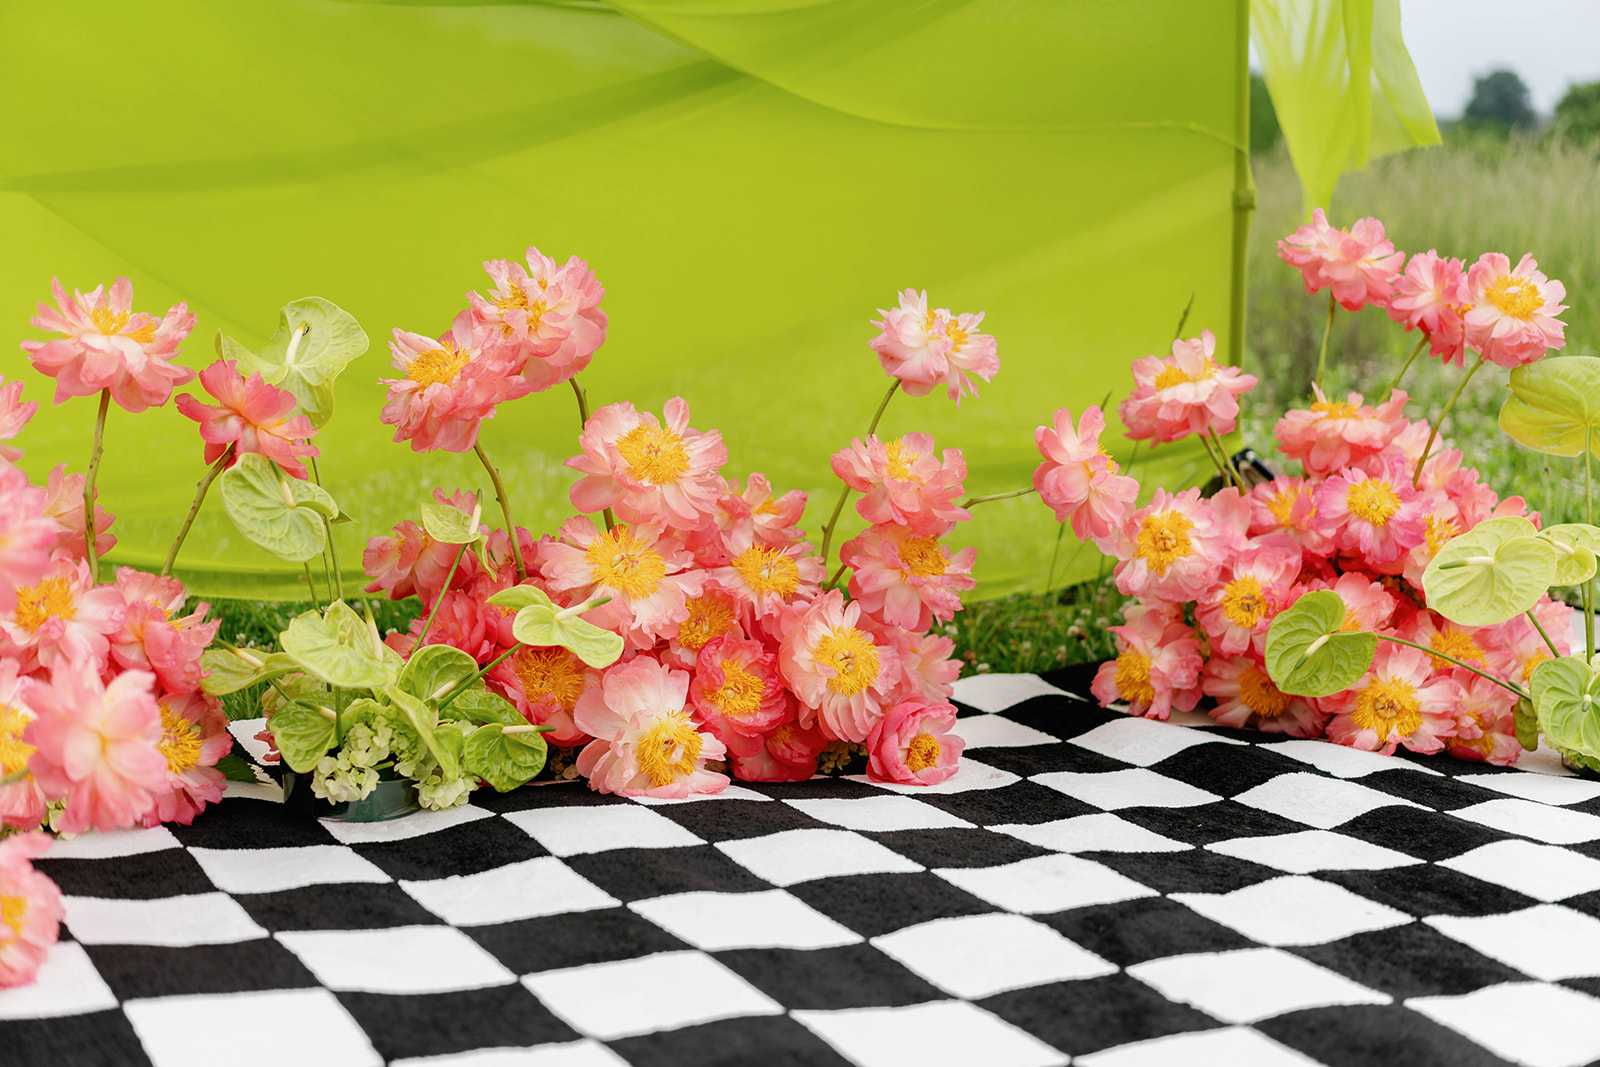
xmin=570 ymin=377 xmax=616 ymax=532
xmin=818 ymin=381 xmax=900 ymax=567
xmin=960 ymin=486 xmax=1037 ymax=509
xmin=1388 ymin=334 xmax=1429 ymax=394
xmin=83 ymin=388 xmax=111 ymax=575
xmin=1314 ymin=291 xmax=1336 ymax=390
xmin=474 ymin=442 xmax=526 ymax=580
xmin=1527 ymin=608 xmax=1561 ymax=659
xmin=1376 ymin=633 xmax=1528 ymax=700
xmin=1044 ymin=522 xmax=1068 ymax=593
xmin=1413 ymin=353 xmax=1486 ymax=488
xmin=1196 ymin=431 xmax=1234 ymax=486
xmin=302 ymin=562 xmax=321 ymax=608
xmin=323 ymin=511 xmax=344 ymax=602
xmin=1206 ymin=428 xmax=1244 ymax=488
xmin=162 ymin=443 xmax=235 ymax=576
xmin=1587 ymin=446 xmax=1595 ymax=662
xmin=823 ymin=561 xmax=848 ymax=592
xmin=414 ymin=543 xmax=466 ymax=647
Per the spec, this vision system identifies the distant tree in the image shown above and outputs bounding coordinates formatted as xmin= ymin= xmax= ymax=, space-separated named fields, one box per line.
xmin=1250 ymin=72 xmax=1282 ymax=154
xmin=1463 ymin=69 xmax=1537 ymax=130
xmin=1555 ymin=80 xmax=1600 ymax=142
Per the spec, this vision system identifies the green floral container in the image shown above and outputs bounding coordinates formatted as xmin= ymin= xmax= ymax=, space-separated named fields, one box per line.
xmin=281 ymin=768 xmax=421 ymax=822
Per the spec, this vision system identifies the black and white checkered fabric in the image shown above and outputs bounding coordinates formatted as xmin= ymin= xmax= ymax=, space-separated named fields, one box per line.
xmin=8 ymin=667 xmax=1600 ymax=1067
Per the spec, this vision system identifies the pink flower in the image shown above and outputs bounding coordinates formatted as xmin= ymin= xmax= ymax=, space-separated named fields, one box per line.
xmin=0 ymin=662 xmax=46 ymax=830
xmin=40 ymin=464 xmax=117 ymax=564
xmin=1276 ymin=210 xmax=1403 ymax=310
xmin=1120 ymin=331 xmax=1256 ymax=444
xmin=0 ymin=833 xmax=62 ymax=989
xmin=142 ymin=690 xmax=231 ymax=826
xmin=1033 ymin=406 xmax=1139 ymax=543
xmin=842 ymin=524 xmax=976 ymax=631
xmin=1387 ymin=251 xmax=1469 ymax=365
xmin=667 ymin=586 xmax=744 ymax=666
xmin=2 ymin=560 xmax=124 ymax=673
xmin=467 ymin=248 xmax=607 ymax=391
xmin=1321 ymin=643 xmax=1458 ymax=755
xmin=869 ymin=289 xmax=999 ymax=402
xmin=176 ymin=360 xmax=319 ymax=478
xmin=861 ymin=617 xmax=960 ymax=704
xmin=689 ymin=635 xmax=790 ymax=755
xmin=1202 ymin=654 xmax=1323 ymax=738
xmin=777 ymin=590 xmax=900 ymax=742
xmin=714 ymin=474 xmax=808 ymax=551
xmin=568 ymin=398 xmax=728 ymax=531
xmin=1314 ymin=459 xmax=1425 ymax=566
xmin=731 ymin=714 xmax=825 ymax=782
xmin=711 ymin=527 xmax=825 ymax=620
xmin=363 ymin=517 xmax=463 ymax=602
xmin=831 ymin=433 xmax=969 ymax=535
xmin=867 ymin=700 xmax=964 ymax=785
xmin=1445 ymin=677 xmax=1522 ymax=767
xmin=1090 ymin=602 xmax=1202 ymax=720
xmin=21 ymin=277 xmax=196 ymax=412
xmin=540 ymin=519 xmax=702 ymax=651
xmin=109 ymin=569 xmax=219 ymax=695
xmin=380 ymin=313 xmax=533 ymax=452
xmin=1111 ymin=487 xmax=1247 ymax=602
xmin=1463 ymin=253 xmax=1567 ymax=367
xmin=1321 ymin=572 xmax=1398 ymax=633
xmin=1195 ymin=534 xmax=1301 ymax=655
xmin=489 ymin=646 xmax=595 ymax=747
xmin=1274 ymin=386 xmax=1409 ymax=477
xmin=574 ymin=657 xmax=728 ymax=798
xmin=24 ymin=665 xmax=167 ymax=834
xmin=0 ymin=377 xmax=36 ymax=462
xmin=1247 ymin=477 xmax=1332 ymax=555
xmin=0 ymin=467 xmax=56 ymax=613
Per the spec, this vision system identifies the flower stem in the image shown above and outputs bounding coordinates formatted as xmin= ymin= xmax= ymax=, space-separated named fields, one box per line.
xmin=1196 ymin=431 xmax=1234 ymax=486
xmin=1586 ymin=445 xmax=1595 ymax=662
xmin=162 ymin=443 xmax=235 ymax=576
xmin=823 ymin=561 xmax=848 ymax=592
xmin=818 ymin=381 xmax=900 ymax=567
xmin=570 ymin=377 xmax=616 ymax=532
xmin=83 ymin=388 xmax=111 ymax=576
xmin=302 ymin=562 xmax=322 ymax=609
xmin=1206 ymin=428 xmax=1244 ymax=489
xmin=1376 ymin=632 xmax=1528 ymax=700
xmin=1412 ymin=353 xmax=1486 ymax=488
xmin=414 ymin=543 xmax=466 ymax=647
xmin=960 ymin=486 xmax=1037 ymax=509
xmin=474 ymin=442 xmax=526 ymax=580
xmin=1388 ymin=334 xmax=1429 ymax=394
xmin=1527 ymin=608 xmax=1562 ymax=658
xmin=1314 ymin=291 xmax=1336 ymax=390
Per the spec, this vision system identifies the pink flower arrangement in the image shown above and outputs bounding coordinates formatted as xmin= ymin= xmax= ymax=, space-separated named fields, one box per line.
xmin=567 ymin=398 xmax=729 ymax=530
xmin=1033 ymin=406 xmax=1138 ymax=544
xmin=830 ymin=433 xmax=970 ymax=534
xmin=870 ymin=289 xmax=999 ymax=401
xmin=1463 ymin=252 xmax=1567 ymax=367
xmin=176 ymin=360 xmax=319 ymax=477
xmin=467 ymin=246 xmax=607 ymax=392
xmin=1276 ymin=209 xmax=1403 ymax=311
xmin=0 ymin=833 xmax=62 ymax=988
xmin=1120 ymin=330 xmax=1258 ymax=444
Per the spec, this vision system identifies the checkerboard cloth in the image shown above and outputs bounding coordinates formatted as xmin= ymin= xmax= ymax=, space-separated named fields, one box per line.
xmin=8 ymin=668 xmax=1600 ymax=1067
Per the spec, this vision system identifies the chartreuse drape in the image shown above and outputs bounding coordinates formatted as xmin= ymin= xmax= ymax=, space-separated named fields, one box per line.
xmin=0 ymin=0 xmax=1434 ymax=601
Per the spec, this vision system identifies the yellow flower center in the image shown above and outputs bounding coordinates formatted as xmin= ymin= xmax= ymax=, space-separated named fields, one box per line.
xmin=883 ymin=437 xmax=920 ymax=481
xmin=678 ymin=593 xmax=736 ymax=652
xmin=406 ymin=342 xmax=472 ymax=389
xmin=1114 ymin=650 xmax=1156 ymax=705
xmin=1486 ymin=275 xmax=1543 ymax=320
xmin=584 ymin=526 xmax=667 ymax=600
xmin=1351 ymin=677 xmax=1424 ymax=738
xmin=1265 ymin=485 xmax=1304 ymax=527
xmin=158 ymin=705 xmax=204 ymax=775
xmin=1238 ymin=665 xmax=1292 ymax=719
xmin=1221 ymin=575 xmax=1268 ymax=629
xmin=898 ymin=536 xmax=949 ymax=578
xmin=1134 ymin=510 xmax=1195 ymax=575
xmin=15 ymin=577 xmax=75 ymax=633
xmin=944 ymin=320 xmax=969 ymax=350
xmin=1425 ymin=515 xmax=1461 ymax=555
xmin=1429 ymin=627 xmax=1486 ymax=667
xmin=711 ymin=659 xmax=767 ymax=719
xmin=616 ymin=424 xmax=690 ymax=486
xmin=906 ymin=733 xmax=942 ymax=773
xmin=0 ymin=703 xmax=34 ymax=776
xmin=493 ymin=286 xmax=528 ymax=313
xmin=1523 ymin=650 xmax=1552 ymax=682
xmin=1347 ymin=479 xmax=1401 ymax=526
xmin=89 ymin=305 xmax=129 ymax=336
xmin=1455 ymin=709 xmax=1497 ymax=757
xmin=1311 ymin=399 xmax=1360 ymax=419
xmin=732 ymin=545 xmax=800 ymax=598
xmin=637 ymin=710 xmax=703 ymax=787
xmin=816 ymin=626 xmax=881 ymax=696
xmin=513 ymin=647 xmax=586 ymax=711
xmin=1 ymin=895 xmax=25 ymax=938
xmin=1154 ymin=358 xmax=1217 ymax=390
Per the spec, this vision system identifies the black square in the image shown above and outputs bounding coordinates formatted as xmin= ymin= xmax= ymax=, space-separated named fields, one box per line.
xmin=1292 ymin=923 xmax=1530 ymax=999
xmin=749 ymin=776 xmax=887 ymax=801
xmin=337 ymin=983 xmax=579 ymax=1061
xmin=468 ymin=779 xmax=605 ymax=814
xmin=981 ymin=973 xmax=1221 ymax=1057
xmin=649 ymin=798 xmax=832 ymax=843
xmin=469 ymin=906 xmax=687 ymax=974
xmin=167 ymin=797 xmax=338 ymax=849
xmin=1114 ymin=799 xmax=1309 ymax=848
xmin=84 ymin=939 xmax=318 ymax=1000
xmin=35 ymin=848 xmax=215 ymax=899
xmin=790 ymin=872 xmax=997 ymax=938
xmin=993 ymin=695 xmax=1116 ymax=743
xmin=1147 ymin=744 xmax=1301 ymax=798
xmin=1358 ymin=768 xmax=1501 ymax=812
xmin=968 ymin=742 xmax=1116 ymax=779
xmin=1041 ymin=896 xmax=1255 ymax=967
xmin=354 ymin=817 xmax=548 ymax=880
xmin=915 ymin=780 xmax=1095 ymax=826
xmin=1258 ymin=1005 xmax=1513 ymax=1067
xmin=863 ymin=828 xmax=1056 ymax=868
xmin=1316 ymin=866 xmax=1537 ymax=919
xmin=715 ymin=943 xmax=946 ymax=1009
xmin=1337 ymin=807 xmax=1511 ymax=861
xmin=1090 ymin=843 xmax=1279 ymax=894
xmin=566 ymin=845 xmax=773 ymax=902
xmin=608 ymin=1014 xmax=854 ymax=1067
xmin=234 ymin=881 xmax=443 ymax=932
xmin=1 ymin=1011 xmax=154 ymax=1067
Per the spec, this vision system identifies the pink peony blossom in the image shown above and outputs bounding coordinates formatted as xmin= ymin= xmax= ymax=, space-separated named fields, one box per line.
xmin=714 ymin=474 xmax=808 ymax=550
xmin=1321 ymin=572 xmax=1398 ymax=633
xmin=380 ymin=312 xmax=533 ymax=452
xmin=2 ymin=559 xmax=124 ymax=673
xmin=540 ymin=519 xmax=703 ymax=651
xmin=0 ymin=467 xmax=56 ymax=613
xmin=1276 ymin=210 xmax=1403 ymax=310
xmin=1445 ymin=677 xmax=1522 ymax=767
xmin=0 ymin=662 xmax=46 ymax=830
xmin=841 ymin=523 xmax=976 ymax=631
xmin=1247 ymin=477 xmax=1333 ymax=556
xmin=860 ymin=617 xmax=960 ymax=705
xmin=1111 ymin=487 xmax=1248 ymax=602
xmin=1321 ymin=643 xmax=1458 ymax=755
xmin=0 ymin=377 xmax=36 ymax=462
xmin=831 ymin=433 xmax=969 ymax=535
xmin=1274 ymin=386 xmax=1409 ymax=477
xmin=21 ymin=277 xmax=195 ymax=412
xmin=869 ymin=289 xmax=999 ymax=402
xmin=109 ymin=569 xmax=219 ymax=696
xmin=0 ymin=833 xmax=62 ymax=989
xmin=666 ymin=586 xmax=744 ymax=666
xmin=39 ymin=464 xmax=116 ymax=564
xmin=489 ymin=646 xmax=595 ymax=747
xmin=1314 ymin=458 xmax=1426 ymax=566
xmin=711 ymin=527 xmax=825 ymax=620
xmin=574 ymin=657 xmax=728 ymax=798
xmin=1387 ymin=251 xmax=1469 ymax=365
xmin=1090 ymin=602 xmax=1203 ymax=720
xmin=1033 ymin=406 xmax=1138 ymax=544
xmin=568 ymin=398 xmax=728 ymax=531
xmin=1203 ymin=654 xmax=1324 ymax=738
xmin=1120 ymin=331 xmax=1256 ymax=444
xmin=866 ymin=700 xmax=964 ymax=785
xmin=689 ymin=635 xmax=791 ymax=755
xmin=1463 ymin=253 xmax=1567 ymax=367
xmin=363 ymin=516 xmax=464 ymax=603
xmin=176 ymin=360 xmax=319 ymax=477
xmin=141 ymin=690 xmax=231 ymax=826
xmin=776 ymin=590 xmax=900 ymax=742
xmin=468 ymin=247 xmax=607 ymax=391
xmin=1195 ymin=534 xmax=1301 ymax=655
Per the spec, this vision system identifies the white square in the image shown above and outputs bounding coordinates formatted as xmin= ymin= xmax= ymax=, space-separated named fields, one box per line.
xmin=993 ymin=813 xmax=1189 ymax=854
xmin=855 ymin=758 xmax=1019 ymax=795
xmin=502 ymin=804 xmax=704 ymax=857
xmin=188 ymin=845 xmax=391 ymax=894
xmin=629 ymin=889 xmax=862 ymax=951
xmin=125 ymin=988 xmax=380 ymax=1067
xmin=1078 ymin=1025 xmax=1322 ymax=1067
xmin=523 ymin=950 xmax=782 ymax=1040
xmin=951 ymin=672 xmax=1079 ymax=713
xmin=1171 ymin=875 xmax=1409 ymax=946
xmin=1455 ymin=771 xmax=1600 ymax=806
xmin=631 ymin=783 xmax=772 ymax=805
xmin=1439 ymin=839 xmax=1600 ymax=902
xmin=391 ymin=1042 xmax=628 ymax=1067
xmin=319 ymin=803 xmax=493 ymax=844
xmin=277 ymin=925 xmax=515 ymax=993
xmin=42 ymin=826 xmax=179 ymax=860
xmin=952 ymin=714 xmax=1059 ymax=749
xmin=1407 ymin=982 xmax=1600 ymax=1067
xmin=795 ymin=1000 xmax=1064 ymax=1067
xmin=401 ymin=856 xmax=618 ymax=926
xmin=1069 ymin=717 xmax=1244 ymax=767
xmin=1032 ymin=768 xmax=1220 ymax=811
xmin=933 ymin=854 xmax=1157 ymax=914
xmin=872 ymin=913 xmax=1114 ymax=998
xmin=717 ymin=828 xmax=922 ymax=887
xmin=1127 ymin=947 xmax=1389 ymax=1023
xmin=1232 ymin=772 xmax=1424 ymax=829
xmin=63 ymin=893 xmax=266 ymax=946
xmin=785 ymin=795 xmax=971 ymax=832
xmin=0 ymin=943 xmax=117 ymax=1019
xmin=1450 ymin=799 xmax=1600 ymax=844
xmin=1258 ymin=739 xmax=1440 ymax=778
xmin=1425 ymin=906 xmax=1600 ymax=981
xmin=1205 ymin=830 xmax=1419 ymax=874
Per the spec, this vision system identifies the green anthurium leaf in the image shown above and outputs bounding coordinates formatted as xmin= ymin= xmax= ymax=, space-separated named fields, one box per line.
xmin=446 ymin=688 xmax=525 ymax=727
xmin=1533 ymin=655 xmax=1600 ymax=759
xmin=280 ymin=600 xmax=398 ymax=690
xmin=1423 ymin=516 xmax=1557 ymax=627
xmin=420 ymin=494 xmax=484 ymax=546
xmin=487 ymin=587 xmax=624 ymax=669
xmin=219 ymin=453 xmax=338 ymax=563
xmin=384 ymin=687 xmax=459 ymax=780
xmin=462 ymin=722 xmax=549 ymax=792
xmin=1264 ymin=590 xmax=1378 ymax=697
xmin=1513 ymin=696 xmax=1541 ymax=752
xmin=487 ymin=585 xmax=558 ymax=614
xmin=398 ymin=644 xmax=483 ymax=704
xmin=1499 ymin=355 xmax=1600 ymax=458
xmin=199 ymin=646 xmax=299 ymax=696
xmin=269 ymin=700 xmax=339 ymax=774
xmin=223 ymin=297 xmax=369 ymax=428
xmin=1540 ymin=523 xmax=1600 ymax=586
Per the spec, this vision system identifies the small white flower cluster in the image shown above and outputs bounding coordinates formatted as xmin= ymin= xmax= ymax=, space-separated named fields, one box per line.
xmin=309 ymin=722 xmax=392 ymax=804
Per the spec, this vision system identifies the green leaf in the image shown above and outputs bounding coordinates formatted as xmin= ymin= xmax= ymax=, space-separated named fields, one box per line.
xmin=1264 ymin=590 xmax=1378 ymax=697
xmin=219 ymin=453 xmax=338 ymax=563
xmin=487 ymin=587 xmax=624 ymax=670
xmin=221 ymin=297 xmax=369 ymax=428
xmin=214 ymin=751 xmax=261 ymax=784
xmin=281 ymin=600 xmax=398 ymax=690
xmin=1513 ymin=697 xmax=1541 ymax=752
xmin=1540 ymin=523 xmax=1600 ymax=586
xmin=1422 ymin=516 xmax=1557 ymax=627
xmin=1533 ymin=656 xmax=1600 ymax=759
xmin=337 ymin=696 xmax=388 ymax=738
xmin=399 ymin=644 xmax=483 ymax=703
xmin=269 ymin=700 xmax=339 ymax=774
xmin=1499 ymin=355 xmax=1600 ymax=458
xmin=462 ymin=722 xmax=549 ymax=792
xmin=199 ymin=646 xmax=298 ymax=696
xmin=384 ymin=687 xmax=460 ymax=779
xmin=420 ymin=495 xmax=483 ymax=545
xmin=446 ymin=688 xmax=525 ymax=727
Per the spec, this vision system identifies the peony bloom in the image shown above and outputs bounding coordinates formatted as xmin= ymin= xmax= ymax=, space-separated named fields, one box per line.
xmin=574 ymin=657 xmax=728 ymax=798
xmin=1120 ymin=331 xmax=1257 ymax=444
xmin=831 ymin=433 xmax=969 ymax=535
xmin=1314 ymin=458 xmax=1426 ymax=566
xmin=866 ymin=700 xmax=964 ymax=785
xmin=1274 ymin=386 xmax=1409 ymax=477
xmin=0 ymin=377 xmax=36 ymax=462
xmin=467 ymin=247 xmax=607 ymax=391
xmin=689 ymin=635 xmax=791 ymax=755
xmin=1276 ymin=210 xmax=1403 ymax=310
xmin=1387 ymin=251 xmax=1468 ymax=365
xmin=841 ymin=523 xmax=976 ymax=631
xmin=732 ymin=714 xmax=826 ymax=783
xmin=176 ymin=360 xmax=319 ymax=478
xmin=668 ymin=586 xmax=743 ymax=666
xmin=866 ymin=623 xmax=960 ymax=705
xmin=1111 ymin=487 xmax=1247 ymax=602
xmin=142 ymin=690 xmax=231 ymax=826
xmin=109 ymin=568 xmax=219 ymax=695
xmin=490 ymin=646 xmax=595 ymax=747
xmin=363 ymin=516 xmax=465 ymax=603
xmin=21 ymin=277 xmax=195 ymax=412
xmin=1203 ymin=654 xmax=1324 ymax=738
xmin=2 ymin=559 xmax=124 ymax=673
xmin=1248 ymin=477 xmax=1332 ymax=555
xmin=1322 ymin=643 xmax=1458 ymax=755
xmin=0 ymin=662 xmax=46 ymax=830
xmin=1090 ymin=602 xmax=1203 ymax=720
xmin=0 ymin=833 xmax=62 ymax=989
xmin=777 ymin=591 xmax=901 ymax=743
xmin=540 ymin=519 xmax=702 ymax=651
xmin=1462 ymin=252 xmax=1567 ymax=367
xmin=869 ymin=289 xmax=999 ymax=402
xmin=1319 ymin=572 xmax=1398 ymax=633
xmin=567 ymin=398 xmax=728 ymax=531
xmin=1195 ymin=534 xmax=1301 ymax=655
xmin=1445 ymin=677 xmax=1522 ymax=767
xmin=24 ymin=665 xmax=168 ymax=834
xmin=712 ymin=527 xmax=825 ymax=620
xmin=380 ymin=312 xmax=533 ymax=452
xmin=40 ymin=464 xmax=116 ymax=564
xmin=715 ymin=474 xmax=808 ymax=550
xmin=1033 ymin=406 xmax=1139 ymax=543
xmin=0 ymin=468 xmax=56 ymax=613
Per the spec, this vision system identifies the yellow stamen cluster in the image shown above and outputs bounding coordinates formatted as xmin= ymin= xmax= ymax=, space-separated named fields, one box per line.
xmin=617 ymin=424 xmax=690 ymax=486
xmin=1351 ymin=677 xmax=1423 ymax=739
xmin=1114 ymin=650 xmax=1155 ymax=705
xmin=585 ymin=526 xmax=667 ymax=599
xmin=1 ymin=895 xmax=26 ymax=937
xmin=406 ymin=343 xmax=472 ymax=389
xmin=637 ymin=711 xmax=703 ymax=787
xmin=732 ymin=545 xmax=800 ymax=599
xmin=1425 ymin=515 xmax=1461 ymax=556
xmin=158 ymin=705 xmax=205 ymax=775
xmin=1429 ymin=627 xmax=1486 ymax=668
xmin=1238 ymin=665 xmax=1291 ymax=719
xmin=1485 ymin=275 xmax=1543 ymax=320
xmin=906 ymin=733 xmax=942 ymax=773
xmin=816 ymin=626 xmax=880 ymax=696
xmin=1134 ymin=510 xmax=1194 ymax=575
xmin=0 ymin=703 xmax=34 ymax=776
xmin=1154 ymin=358 xmax=1218 ymax=390
xmin=1346 ymin=479 xmax=1401 ymax=526
xmin=514 ymin=647 xmax=586 ymax=711
xmin=1220 ymin=576 xmax=1268 ymax=630
xmin=15 ymin=577 xmax=76 ymax=634
xmin=883 ymin=437 xmax=920 ymax=481
xmin=711 ymin=659 xmax=767 ymax=719
xmin=898 ymin=536 xmax=949 ymax=579
xmin=678 ymin=593 xmax=736 ymax=652
xmin=1311 ymin=399 xmax=1360 ymax=420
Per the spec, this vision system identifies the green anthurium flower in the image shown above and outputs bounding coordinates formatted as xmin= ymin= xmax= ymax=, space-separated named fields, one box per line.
xmin=1533 ymin=656 xmax=1600 ymax=760
xmin=1499 ymin=355 xmax=1600 ymax=458
xmin=1539 ymin=523 xmax=1600 ymax=586
xmin=281 ymin=600 xmax=398 ymax=690
xmin=463 ymin=722 xmax=550 ymax=792
xmin=1422 ymin=515 xmax=1557 ymax=627
xmin=1513 ymin=696 xmax=1541 ymax=752
xmin=199 ymin=646 xmax=299 ymax=696
xmin=420 ymin=493 xmax=493 ymax=571
xmin=383 ymin=686 xmax=460 ymax=780
xmin=487 ymin=586 xmax=624 ymax=669
xmin=446 ymin=688 xmax=525 ymax=727
xmin=219 ymin=453 xmax=338 ymax=563
xmin=398 ymin=644 xmax=483 ymax=704
xmin=1264 ymin=590 xmax=1378 ymax=697
xmin=269 ymin=700 xmax=339 ymax=774
xmin=218 ymin=297 xmax=368 ymax=428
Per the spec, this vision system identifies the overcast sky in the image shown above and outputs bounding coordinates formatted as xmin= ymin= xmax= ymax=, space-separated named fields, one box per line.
xmin=1401 ymin=1 xmax=1600 ymax=117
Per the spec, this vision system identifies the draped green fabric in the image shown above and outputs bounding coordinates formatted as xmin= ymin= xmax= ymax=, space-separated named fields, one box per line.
xmin=0 ymin=1 xmax=1427 ymax=601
